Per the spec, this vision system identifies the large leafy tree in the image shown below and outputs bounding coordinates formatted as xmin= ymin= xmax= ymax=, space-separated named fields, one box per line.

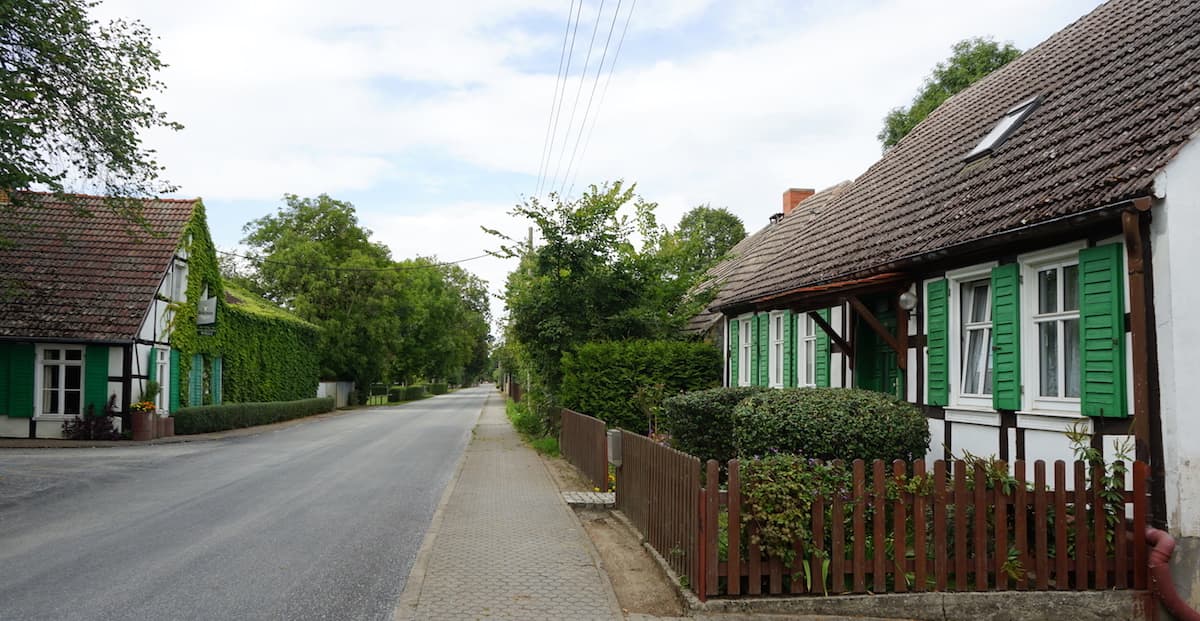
xmin=660 ymin=205 xmax=746 ymax=281
xmin=1 ymin=0 xmax=181 ymax=195
xmin=878 ymin=37 xmax=1021 ymax=149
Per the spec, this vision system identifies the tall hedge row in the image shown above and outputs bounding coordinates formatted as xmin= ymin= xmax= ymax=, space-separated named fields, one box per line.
xmin=559 ymin=339 xmax=721 ymax=431
xmin=173 ymin=397 xmax=335 ymax=434
xmin=660 ymin=386 xmax=767 ymax=465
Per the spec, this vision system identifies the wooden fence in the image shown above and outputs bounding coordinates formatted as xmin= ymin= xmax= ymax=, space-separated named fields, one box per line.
xmin=698 ymin=458 xmax=1149 ymax=600
xmin=615 ymin=430 xmax=702 ymax=591
xmin=560 ymin=409 xmax=609 ymax=492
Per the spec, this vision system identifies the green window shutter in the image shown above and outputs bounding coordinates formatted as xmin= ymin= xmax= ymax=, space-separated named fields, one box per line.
xmin=0 ymin=345 xmax=9 ymax=415
xmin=749 ymin=314 xmax=760 ymax=386
xmin=147 ymin=349 xmax=157 ymax=385
xmin=84 ymin=345 xmax=109 ymax=415
xmin=815 ymin=309 xmax=831 ymax=387
xmin=4 ymin=344 xmax=36 ymax=418
xmin=188 ymin=353 xmax=203 ymax=407
xmin=212 ymin=357 xmax=223 ymax=405
xmin=729 ymin=319 xmax=740 ymax=386
xmin=783 ymin=311 xmax=796 ymax=388
xmin=757 ymin=314 xmax=770 ymax=387
xmin=926 ymin=280 xmax=950 ymax=406
xmin=169 ymin=349 xmax=181 ymax=412
xmin=991 ymin=264 xmax=1022 ymax=410
xmin=1079 ymin=244 xmax=1128 ymax=418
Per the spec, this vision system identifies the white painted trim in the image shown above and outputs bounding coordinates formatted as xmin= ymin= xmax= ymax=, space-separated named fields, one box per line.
xmin=944 ymin=407 xmax=1001 ymax=427
xmin=33 ymin=344 xmax=85 ymax=419
xmin=1016 ymin=411 xmax=1091 ymax=433
xmin=736 ymin=313 xmax=753 ymax=387
xmin=946 ymin=263 xmax=998 ymax=410
xmin=1020 ymin=243 xmax=1085 ymax=414
xmin=768 ymin=311 xmax=785 ymax=388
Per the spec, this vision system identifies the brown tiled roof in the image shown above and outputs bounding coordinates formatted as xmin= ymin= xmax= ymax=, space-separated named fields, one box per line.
xmin=683 ymin=220 xmax=775 ymax=334
xmin=0 ymin=192 xmax=197 ymax=341
xmin=719 ymin=0 xmax=1200 ymax=310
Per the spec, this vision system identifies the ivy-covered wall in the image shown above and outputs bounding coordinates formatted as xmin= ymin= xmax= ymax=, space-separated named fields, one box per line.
xmin=170 ymin=202 xmax=320 ymax=404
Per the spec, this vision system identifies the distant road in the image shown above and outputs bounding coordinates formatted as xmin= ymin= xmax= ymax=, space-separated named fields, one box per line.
xmin=0 ymin=387 xmax=490 ymax=621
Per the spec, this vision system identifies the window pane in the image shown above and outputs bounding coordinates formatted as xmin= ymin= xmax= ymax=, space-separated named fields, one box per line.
xmin=805 ymin=343 xmax=815 ymax=385
xmin=773 ymin=343 xmax=782 ymax=383
xmin=963 ymin=329 xmax=985 ymax=394
xmin=44 ymin=389 xmax=59 ymax=414
xmin=1064 ymin=318 xmax=1081 ymax=398
xmin=970 ymin=282 xmax=989 ymax=323
xmin=1039 ymin=322 xmax=1059 ymax=397
xmin=805 ymin=315 xmax=815 ymax=337
xmin=1038 ymin=269 xmax=1058 ymax=314
xmin=1063 ymin=264 xmax=1079 ymax=312
xmin=983 ymin=328 xmax=993 ymax=394
xmin=65 ymin=349 xmax=82 ymax=361
xmin=774 ymin=316 xmax=782 ymax=336
xmin=44 ymin=365 xmax=60 ymax=389
xmin=65 ymin=365 xmax=81 ymax=390
xmin=65 ymin=390 xmax=81 ymax=416
xmin=45 ymin=349 xmax=60 ymax=361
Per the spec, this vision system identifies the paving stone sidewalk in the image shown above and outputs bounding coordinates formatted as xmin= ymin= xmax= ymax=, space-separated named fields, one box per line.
xmin=395 ymin=393 xmax=622 ymax=620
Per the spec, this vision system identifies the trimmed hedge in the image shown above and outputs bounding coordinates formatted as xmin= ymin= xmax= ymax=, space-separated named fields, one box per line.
xmin=403 ymin=385 xmax=426 ymax=401
xmin=559 ymin=339 xmax=721 ymax=431
xmin=428 ymin=383 xmax=449 ymax=395
xmin=388 ymin=387 xmax=403 ymax=402
xmin=173 ymin=397 xmax=335 ymax=434
xmin=733 ymin=387 xmax=929 ymax=462
xmin=660 ymin=386 xmax=767 ymax=465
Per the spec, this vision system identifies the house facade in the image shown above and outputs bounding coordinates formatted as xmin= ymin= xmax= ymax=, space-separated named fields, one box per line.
xmin=697 ymin=0 xmax=1200 ymax=603
xmin=0 ymin=193 xmax=319 ymax=438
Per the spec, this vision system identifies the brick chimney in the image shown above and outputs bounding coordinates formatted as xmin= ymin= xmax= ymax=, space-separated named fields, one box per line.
xmin=782 ymin=188 xmax=815 ymax=216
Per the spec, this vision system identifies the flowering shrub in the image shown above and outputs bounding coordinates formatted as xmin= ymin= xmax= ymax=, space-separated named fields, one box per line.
xmin=129 ymin=400 xmax=156 ymax=413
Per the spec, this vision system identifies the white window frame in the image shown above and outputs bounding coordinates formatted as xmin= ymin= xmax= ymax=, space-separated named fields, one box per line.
xmin=154 ymin=347 xmax=170 ymax=412
xmin=768 ymin=311 xmax=785 ymax=388
xmin=1019 ymin=243 xmax=1086 ymax=416
xmin=946 ymin=264 xmax=997 ymax=410
xmin=171 ymin=259 xmax=188 ymax=302
xmin=798 ymin=312 xmax=818 ymax=388
xmin=737 ymin=315 xmax=752 ymax=387
xmin=34 ymin=344 xmax=85 ymax=419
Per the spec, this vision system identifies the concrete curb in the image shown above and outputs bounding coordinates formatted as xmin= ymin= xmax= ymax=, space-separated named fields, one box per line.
xmin=390 ymin=393 xmax=488 ymax=621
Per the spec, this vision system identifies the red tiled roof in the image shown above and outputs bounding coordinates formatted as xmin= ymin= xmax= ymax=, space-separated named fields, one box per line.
xmin=718 ymin=0 xmax=1200 ymax=310
xmin=0 ymin=192 xmax=197 ymax=341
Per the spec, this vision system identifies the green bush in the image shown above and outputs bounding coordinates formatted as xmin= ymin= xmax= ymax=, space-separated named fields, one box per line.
xmin=733 ymin=387 xmax=929 ymax=462
xmin=403 ymin=385 xmax=426 ymax=401
xmin=428 ymin=383 xmax=449 ymax=395
xmin=660 ymin=386 xmax=767 ymax=465
xmin=388 ymin=387 xmax=403 ymax=403
xmin=559 ymin=339 xmax=721 ymax=431
xmin=173 ymin=397 xmax=335 ymax=434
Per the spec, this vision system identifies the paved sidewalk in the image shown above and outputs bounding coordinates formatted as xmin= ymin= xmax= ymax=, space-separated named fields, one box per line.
xmin=395 ymin=393 xmax=622 ymax=620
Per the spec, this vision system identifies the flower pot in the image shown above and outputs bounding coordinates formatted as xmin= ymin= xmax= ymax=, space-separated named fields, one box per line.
xmin=164 ymin=417 xmax=174 ymax=438
xmin=132 ymin=411 xmax=154 ymax=441
xmin=155 ymin=415 xmax=167 ymax=439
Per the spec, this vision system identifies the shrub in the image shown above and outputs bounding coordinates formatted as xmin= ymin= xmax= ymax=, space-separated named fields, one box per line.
xmin=733 ymin=387 xmax=929 ymax=462
xmin=403 ymin=385 xmax=426 ymax=401
xmin=559 ymin=339 xmax=721 ymax=432
xmin=61 ymin=404 xmax=120 ymax=441
xmin=388 ymin=387 xmax=403 ymax=403
xmin=660 ymin=386 xmax=767 ymax=464
xmin=173 ymin=397 xmax=335 ymax=434
xmin=428 ymin=383 xmax=449 ymax=395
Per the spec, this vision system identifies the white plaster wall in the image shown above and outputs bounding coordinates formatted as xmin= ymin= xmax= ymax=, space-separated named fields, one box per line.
xmin=830 ymin=306 xmax=849 ymax=387
xmin=951 ymin=421 xmax=999 ymax=459
xmin=926 ymin=418 xmax=946 ymax=467
xmin=1152 ymin=132 xmax=1200 ymax=538
xmin=1023 ymin=429 xmax=1078 ymax=470
xmin=0 ymin=417 xmax=28 ymax=438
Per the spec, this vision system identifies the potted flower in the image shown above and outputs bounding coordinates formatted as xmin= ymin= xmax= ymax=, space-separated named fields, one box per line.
xmin=130 ymin=399 xmax=156 ymax=441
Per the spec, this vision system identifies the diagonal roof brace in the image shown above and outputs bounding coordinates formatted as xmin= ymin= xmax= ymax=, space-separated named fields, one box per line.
xmin=847 ymin=295 xmax=907 ymax=371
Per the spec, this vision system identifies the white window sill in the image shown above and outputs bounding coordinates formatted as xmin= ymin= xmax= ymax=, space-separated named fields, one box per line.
xmin=1016 ymin=411 xmax=1090 ymax=433
xmin=944 ymin=407 xmax=1000 ymax=427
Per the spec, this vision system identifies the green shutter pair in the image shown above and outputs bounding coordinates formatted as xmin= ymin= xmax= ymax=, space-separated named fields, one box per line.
xmin=188 ymin=353 xmax=204 ymax=407
xmin=925 ymin=243 xmax=1127 ymax=417
xmin=169 ymin=349 xmax=181 ymax=412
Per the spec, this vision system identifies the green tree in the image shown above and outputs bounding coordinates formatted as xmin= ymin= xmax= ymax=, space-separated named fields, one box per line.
xmin=661 ymin=205 xmax=746 ymax=280
xmin=878 ymin=37 xmax=1021 ymax=149
xmin=1 ymin=0 xmax=181 ymax=195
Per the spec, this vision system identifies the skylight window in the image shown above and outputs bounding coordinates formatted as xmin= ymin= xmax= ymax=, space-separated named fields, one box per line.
xmin=964 ymin=96 xmax=1041 ymax=162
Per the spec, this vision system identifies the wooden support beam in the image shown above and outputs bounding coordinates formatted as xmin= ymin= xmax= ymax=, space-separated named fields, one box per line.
xmin=847 ymin=295 xmax=907 ymax=370
xmin=897 ymin=298 xmax=910 ymax=374
xmin=1122 ymin=207 xmax=1167 ymax=528
xmin=808 ymin=310 xmax=853 ymax=365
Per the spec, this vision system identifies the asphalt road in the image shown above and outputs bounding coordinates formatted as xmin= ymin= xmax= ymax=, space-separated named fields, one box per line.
xmin=0 ymin=386 xmax=490 ymax=621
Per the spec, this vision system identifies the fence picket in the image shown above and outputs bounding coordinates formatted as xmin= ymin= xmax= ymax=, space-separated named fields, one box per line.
xmin=1074 ymin=461 xmax=1089 ymax=590
xmin=1054 ymin=461 xmax=1068 ymax=590
xmin=893 ymin=460 xmax=908 ymax=593
xmin=934 ymin=460 xmax=948 ymax=591
xmin=1092 ymin=464 xmax=1107 ymax=590
xmin=706 ymin=459 xmax=720 ymax=595
xmin=749 ymin=520 xmax=762 ymax=595
xmin=853 ymin=460 xmax=866 ymax=593
xmin=974 ymin=464 xmax=988 ymax=591
xmin=1115 ymin=464 xmax=1127 ymax=589
xmin=1133 ymin=462 xmax=1148 ymax=590
xmin=728 ymin=460 xmax=742 ymax=596
xmin=873 ymin=460 xmax=886 ymax=593
xmin=811 ymin=493 xmax=825 ymax=595
xmin=1014 ymin=461 xmax=1028 ymax=590
xmin=832 ymin=473 xmax=846 ymax=594
xmin=1034 ymin=461 xmax=1049 ymax=590
xmin=954 ymin=460 xmax=968 ymax=591
xmin=995 ymin=463 xmax=1008 ymax=592
xmin=913 ymin=460 xmax=928 ymax=592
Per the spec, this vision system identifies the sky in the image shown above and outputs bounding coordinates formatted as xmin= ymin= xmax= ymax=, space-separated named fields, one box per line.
xmin=96 ymin=0 xmax=1106 ymax=327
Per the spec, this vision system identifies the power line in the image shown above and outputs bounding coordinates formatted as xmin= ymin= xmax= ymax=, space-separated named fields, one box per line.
xmin=547 ymin=0 xmax=607 ymax=195
xmin=534 ymin=0 xmax=578 ymax=198
xmin=537 ymin=1 xmax=584 ymax=198
xmin=567 ymin=0 xmax=636 ymax=198
xmin=216 ymin=248 xmax=493 ymax=273
xmin=558 ymin=0 xmax=623 ymax=196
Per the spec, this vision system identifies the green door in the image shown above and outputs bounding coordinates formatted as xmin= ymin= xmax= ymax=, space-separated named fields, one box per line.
xmin=854 ymin=295 xmax=903 ymax=398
